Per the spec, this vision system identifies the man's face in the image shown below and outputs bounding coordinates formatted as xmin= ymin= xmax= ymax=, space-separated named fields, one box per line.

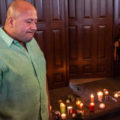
xmin=13 ymin=8 xmax=37 ymax=42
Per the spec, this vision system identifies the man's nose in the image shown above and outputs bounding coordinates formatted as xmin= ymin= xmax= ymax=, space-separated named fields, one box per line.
xmin=31 ymin=22 xmax=37 ymax=31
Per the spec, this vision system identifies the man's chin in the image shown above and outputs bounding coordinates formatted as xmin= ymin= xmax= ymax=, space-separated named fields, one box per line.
xmin=25 ymin=37 xmax=33 ymax=43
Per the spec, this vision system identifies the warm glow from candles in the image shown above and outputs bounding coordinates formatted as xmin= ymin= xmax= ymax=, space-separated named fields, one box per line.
xmin=60 ymin=103 xmax=65 ymax=107
xmin=66 ymin=99 xmax=70 ymax=104
xmin=97 ymin=91 xmax=103 ymax=102
xmin=97 ymin=91 xmax=103 ymax=96
xmin=60 ymin=103 xmax=66 ymax=114
xmin=61 ymin=113 xmax=66 ymax=119
xmin=90 ymin=94 xmax=94 ymax=102
xmin=114 ymin=93 xmax=118 ymax=98
xmin=58 ymin=99 xmax=63 ymax=103
xmin=90 ymin=102 xmax=95 ymax=112
xmin=67 ymin=106 xmax=72 ymax=114
xmin=103 ymin=89 xmax=109 ymax=95
xmin=80 ymin=103 xmax=83 ymax=109
xmin=67 ymin=106 xmax=72 ymax=110
xmin=99 ymin=103 xmax=105 ymax=109
xmin=76 ymin=100 xmax=81 ymax=106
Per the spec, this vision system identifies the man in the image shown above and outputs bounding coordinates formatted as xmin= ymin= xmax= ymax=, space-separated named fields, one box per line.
xmin=0 ymin=0 xmax=49 ymax=120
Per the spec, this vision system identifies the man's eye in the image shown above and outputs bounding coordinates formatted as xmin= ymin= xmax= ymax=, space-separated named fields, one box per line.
xmin=26 ymin=21 xmax=31 ymax=24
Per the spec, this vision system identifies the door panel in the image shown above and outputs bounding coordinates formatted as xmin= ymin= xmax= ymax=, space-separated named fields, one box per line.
xmin=69 ymin=0 xmax=113 ymax=78
xmin=114 ymin=0 xmax=120 ymax=76
xmin=48 ymin=0 xmax=68 ymax=89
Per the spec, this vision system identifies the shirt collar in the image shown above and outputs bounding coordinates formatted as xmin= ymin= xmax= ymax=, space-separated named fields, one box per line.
xmin=0 ymin=27 xmax=14 ymax=47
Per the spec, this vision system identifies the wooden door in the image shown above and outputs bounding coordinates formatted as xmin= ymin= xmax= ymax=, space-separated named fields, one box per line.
xmin=0 ymin=0 xmax=68 ymax=89
xmin=113 ymin=0 xmax=120 ymax=76
xmin=69 ymin=0 xmax=113 ymax=79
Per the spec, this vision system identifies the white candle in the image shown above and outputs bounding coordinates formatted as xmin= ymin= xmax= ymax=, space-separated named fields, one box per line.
xmin=61 ymin=113 xmax=66 ymax=120
xmin=90 ymin=94 xmax=94 ymax=102
xmin=67 ymin=106 xmax=72 ymax=115
xmin=97 ymin=91 xmax=103 ymax=102
xmin=99 ymin=103 xmax=105 ymax=109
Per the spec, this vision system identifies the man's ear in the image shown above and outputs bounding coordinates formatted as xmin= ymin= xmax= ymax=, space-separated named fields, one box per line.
xmin=8 ymin=17 xmax=14 ymax=28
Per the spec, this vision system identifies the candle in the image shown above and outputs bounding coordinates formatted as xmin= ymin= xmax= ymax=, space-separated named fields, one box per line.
xmin=90 ymin=94 xmax=94 ymax=102
xmin=90 ymin=102 xmax=95 ymax=112
xmin=60 ymin=103 xmax=66 ymax=113
xmin=80 ymin=103 xmax=83 ymax=109
xmin=97 ymin=91 xmax=103 ymax=102
xmin=67 ymin=106 xmax=72 ymax=115
xmin=61 ymin=113 xmax=66 ymax=120
xmin=66 ymin=99 xmax=70 ymax=104
xmin=76 ymin=100 xmax=81 ymax=106
xmin=99 ymin=103 xmax=105 ymax=109
xmin=114 ymin=93 xmax=118 ymax=98
xmin=77 ymin=109 xmax=84 ymax=115
xmin=104 ymin=89 xmax=109 ymax=100
xmin=58 ymin=99 xmax=63 ymax=103
xmin=104 ymin=90 xmax=109 ymax=95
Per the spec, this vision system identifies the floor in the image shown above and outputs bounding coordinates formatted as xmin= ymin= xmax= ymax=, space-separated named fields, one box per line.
xmin=50 ymin=77 xmax=120 ymax=120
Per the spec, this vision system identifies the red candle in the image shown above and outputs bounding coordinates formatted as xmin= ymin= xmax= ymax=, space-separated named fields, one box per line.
xmin=90 ymin=102 xmax=95 ymax=112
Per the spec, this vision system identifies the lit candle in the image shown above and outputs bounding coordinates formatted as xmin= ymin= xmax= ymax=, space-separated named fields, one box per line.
xmin=90 ymin=102 xmax=95 ymax=112
xmin=114 ymin=93 xmax=118 ymax=98
xmin=67 ymin=106 xmax=72 ymax=115
xmin=104 ymin=90 xmax=109 ymax=95
xmin=104 ymin=89 xmax=109 ymax=100
xmin=97 ymin=91 xmax=103 ymax=102
xmin=76 ymin=100 xmax=81 ymax=106
xmin=58 ymin=99 xmax=63 ymax=103
xmin=90 ymin=94 xmax=94 ymax=102
xmin=61 ymin=113 xmax=66 ymax=120
xmin=99 ymin=103 xmax=105 ymax=109
xmin=66 ymin=99 xmax=70 ymax=104
xmin=60 ymin=103 xmax=66 ymax=113
xmin=80 ymin=102 xmax=84 ymax=109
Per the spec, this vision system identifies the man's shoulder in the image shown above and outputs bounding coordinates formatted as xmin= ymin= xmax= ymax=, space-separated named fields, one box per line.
xmin=0 ymin=37 xmax=7 ymax=48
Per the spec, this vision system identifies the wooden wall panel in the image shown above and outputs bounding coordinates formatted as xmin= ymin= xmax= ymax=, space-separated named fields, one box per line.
xmin=114 ymin=0 xmax=120 ymax=37
xmin=68 ymin=0 xmax=76 ymax=18
xmin=69 ymin=26 xmax=78 ymax=59
xmin=69 ymin=0 xmax=113 ymax=79
xmin=82 ymin=26 xmax=92 ymax=59
xmin=98 ymin=0 xmax=107 ymax=17
xmin=97 ymin=25 xmax=106 ymax=58
xmin=34 ymin=31 xmax=46 ymax=53
xmin=52 ymin=29 xmax=63 ymax=67
xmin=34 ymin=0 xmax=45 ymax=20
xmin=0 ymin=0 xmax=7 ymax=25
xmin=84 ymin=0 xmax=92 ymax=18
xmin=47 ymin=0 xmax=68 ymax=89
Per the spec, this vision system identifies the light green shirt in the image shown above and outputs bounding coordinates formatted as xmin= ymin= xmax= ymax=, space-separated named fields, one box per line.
xmin=0 ymin=27 xmax=49 ymax=120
